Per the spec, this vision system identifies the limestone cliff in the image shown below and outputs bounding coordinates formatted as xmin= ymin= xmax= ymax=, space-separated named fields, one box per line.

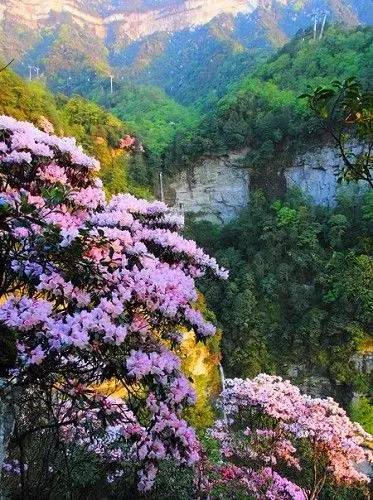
xmin=1 ymin=0 xmax=363 ymax=44
xmin=0 ymin=0 xmax=260 ymax=40
xmin=167 ymin=145 xmax=366 ymax=223
xmin=167 ymin=150 xmax=250 ymax=224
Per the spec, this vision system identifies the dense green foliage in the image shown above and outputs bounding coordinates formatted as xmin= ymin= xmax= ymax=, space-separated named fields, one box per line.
xmin=94 ymin=83 xmax=199 ymax=156
xmin=301 ymin=77 xmax=373 ymax=186
xmin=166 ymin=26 xmax=373 ymax=179
xmin=48 ymin=71 xmax=199 ymax=161
xmin=128 ymin=17 xmax=269 ymax=109
xmin=187 ymin=188 xmax=372 ymax=408
xmin=351 ymin=396 xmax=373 ymax=434
xmin=0 ymin=66 xmax=151 ymax=197
xmin=0 ymin=67 xmax=66 ymax=127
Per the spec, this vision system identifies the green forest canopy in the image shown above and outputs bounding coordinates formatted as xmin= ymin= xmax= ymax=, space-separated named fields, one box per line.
xmin=0 ymin=66 xmax=152 ymax=198
xmin=165 ymin=26 xmax=373 ymax=176
xmin=187 ymin=188 xmax=373 ymax=414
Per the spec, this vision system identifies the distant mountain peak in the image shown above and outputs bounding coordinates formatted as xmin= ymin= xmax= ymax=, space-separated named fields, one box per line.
xmin=1 ymin=0 xmax=261 ymax=40
xmin=0 ymin=0 xmax=370 ymax=99
xmin=1 ymin=1 xmax=368 ymax=45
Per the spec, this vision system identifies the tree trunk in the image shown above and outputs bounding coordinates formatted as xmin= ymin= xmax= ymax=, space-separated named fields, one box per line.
xmin=0 ymin=378 xmax=15 ymax=496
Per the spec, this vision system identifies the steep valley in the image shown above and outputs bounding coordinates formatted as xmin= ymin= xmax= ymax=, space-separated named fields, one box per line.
xmin=1 ymin=0 xmax=372 ymax=104
xmin=0 ymin=1 xmax=372 ymax=496
xmin=0 ymin=0 xmax=371 ymax=460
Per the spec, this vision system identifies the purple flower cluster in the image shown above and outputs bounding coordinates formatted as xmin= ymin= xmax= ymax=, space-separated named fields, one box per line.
xmin=208 ymin=374 xmax=372 ymax=498
xmin=0 ymin=116 xmax=227 ymax=492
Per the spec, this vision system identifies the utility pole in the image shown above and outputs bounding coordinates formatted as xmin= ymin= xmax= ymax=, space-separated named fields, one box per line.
xmin=159 ymin=171 xmax=164 ymax=203
xmin=28 ymin=65 xmax=33 ymax=81
xmin=109 ymin=74 xmax=113 ymax=94
xmin=66 ymin=76 xmax=72 ymax=96
xmin=312 ymin=12 xmax=318 ymax=41
xmin=319 ymin=11 xmax=327 ymax=40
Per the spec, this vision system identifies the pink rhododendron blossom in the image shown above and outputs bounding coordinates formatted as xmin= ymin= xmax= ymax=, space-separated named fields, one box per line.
xmin=208 ymin=374 xmax=372 ymax=499
xmin=119 ymin=134 xmax=136 ymax=150
xmin=37 ymin=163 xmax=68 ymax=184
xmin=2 ymin=150 xmax=32 ymax=163
xmin=0 ymin=116 xmax=227 ymax=492
xmin=69 ymin=186 xmax=105 ymax=209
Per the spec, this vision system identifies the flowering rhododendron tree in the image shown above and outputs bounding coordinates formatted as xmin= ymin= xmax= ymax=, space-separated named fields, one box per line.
xmin=0 ymin=115 xmax=227 ymax=493
xmin=208 ymin=375 xmax=372 ymax=499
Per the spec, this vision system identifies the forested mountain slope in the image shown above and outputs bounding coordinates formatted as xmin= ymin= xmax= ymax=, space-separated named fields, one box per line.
xmin=1 ymin=0 xmax=372 ymax=109
xmin=89 ymin=82 xmax=199 ymax=156
xmin=186 ymin=187 xmax=373 ymax=428
xmin=164 ymin=25 xmax=372 ymax=214
xmin=0 ymin=67 xmax=152 ymax=198
xmin=162 ymin=24 xmax=373 ymax=424
xmin=167 ymin=25 xmax=372 ymax=166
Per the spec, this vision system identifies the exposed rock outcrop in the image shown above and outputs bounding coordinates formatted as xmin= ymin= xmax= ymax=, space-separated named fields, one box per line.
xmin=167 ymin=150 xmax=250 ymax=224
xmin=1 ymin=0 xmax=260 ymax=40
xmin=285 ymin=146 xmax=343 ymax=206
xmin=167 ymin=145 xmax=367 ymax=223
xmin=1 ymin=0 xmax=361 ymax=44
xmin=285 ymin=144 xmax=367 ymax=206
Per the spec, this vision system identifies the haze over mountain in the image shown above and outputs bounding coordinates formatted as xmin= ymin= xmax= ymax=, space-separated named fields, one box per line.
xmin=1 ymin=0 xmax=371 ymax=41
xmin=1 ymin=0 xmax=372 ymax=106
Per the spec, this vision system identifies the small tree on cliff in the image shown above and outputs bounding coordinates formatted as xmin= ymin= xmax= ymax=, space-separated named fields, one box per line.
xmin=301 ymin=77 xmax=372 ymax=187
xmin=0 ymin=115 xmax=227 ymax=494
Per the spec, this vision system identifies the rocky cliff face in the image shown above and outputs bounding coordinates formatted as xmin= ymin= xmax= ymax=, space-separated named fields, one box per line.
xmin=0 ymin=0 xmax=259 ymax=40
xmin=1 ymin=0 xmax=365 ymax=43
xmin=284 ymin=150 xmax=340 ymax=207
xmin=167 ymin=150 xmax=250 ymax=224
xmin=167 ymin=145 xmax=366 ymax=223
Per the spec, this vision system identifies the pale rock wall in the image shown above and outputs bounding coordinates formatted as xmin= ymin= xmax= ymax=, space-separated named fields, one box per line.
xmin=168 ymin=145 xmax=367 ymax=224
xmin=285 ymin=146 xmax=342 ymax=206
xmin=285 ymin=145 xmax=366 ymax=206
xmin=352 ymin=352 xmax=373 ymax=376
xmin=4 ymin=0 xmax=106 ymax=37
xmin=2 ymin=0 xmax=263 ymax=40
xmin=105 ymin=0 xmax=259 ymax=39
xmin=285 ymin=365 xmax=333 ymax=398
xmin=168 ymin=150 xmax=250 ymax=224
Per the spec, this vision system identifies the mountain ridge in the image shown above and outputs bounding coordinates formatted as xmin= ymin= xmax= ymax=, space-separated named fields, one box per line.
xmin=2 ymin=0 xmax=370 ymax=111
xmin=1 ymin=0 xmax=259 ymax=40
xmin=2 ymin=0 xmax=370 ymax=48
